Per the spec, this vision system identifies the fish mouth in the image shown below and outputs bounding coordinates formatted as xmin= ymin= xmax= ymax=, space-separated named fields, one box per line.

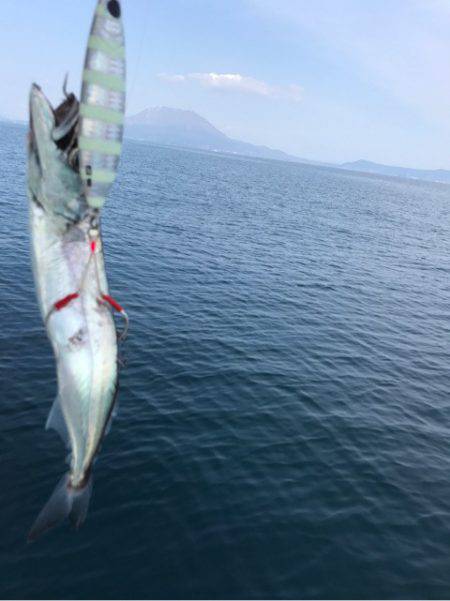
xmin=29 ymin=81 xmax=80 ymax=172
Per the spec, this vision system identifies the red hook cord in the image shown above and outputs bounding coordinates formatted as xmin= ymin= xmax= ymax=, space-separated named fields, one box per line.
xmin=101 ymin=294 xmax=129 ymax=341
xmin=45 ymin=239 xmax=129 ymax=341
xmin=53 ymin=292 xmax=79 ymax=311
xmin=101 ymin=294 xmax=124 ymax=313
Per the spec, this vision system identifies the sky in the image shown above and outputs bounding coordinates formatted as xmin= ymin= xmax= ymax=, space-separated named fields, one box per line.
xmin=2 ymin=0 xmax=450 ymax=168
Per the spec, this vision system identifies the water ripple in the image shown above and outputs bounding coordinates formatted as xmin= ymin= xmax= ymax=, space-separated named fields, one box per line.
xmin=1 ymin=123 xmax=450 ymax=598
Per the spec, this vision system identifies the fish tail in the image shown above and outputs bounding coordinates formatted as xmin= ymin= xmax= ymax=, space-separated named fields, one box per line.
xmin=27 ymin=473 xmax=93 ymax=542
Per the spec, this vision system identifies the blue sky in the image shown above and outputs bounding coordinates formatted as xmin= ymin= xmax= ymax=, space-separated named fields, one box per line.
xmin=2 ymin=0 xmax=450 ymax=168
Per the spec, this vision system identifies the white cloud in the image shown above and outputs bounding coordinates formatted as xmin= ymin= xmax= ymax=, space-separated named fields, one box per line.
xmin=158 ymin=72 xmax=302 ymax=102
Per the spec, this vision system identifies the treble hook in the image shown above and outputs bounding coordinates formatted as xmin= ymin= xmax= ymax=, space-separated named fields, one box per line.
xmin=100 ymin=294 xmax=129 ymax=342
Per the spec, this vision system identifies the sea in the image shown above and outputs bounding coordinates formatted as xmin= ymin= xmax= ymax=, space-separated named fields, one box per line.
xmin=2 ymin=120 xmax=450 ymax=599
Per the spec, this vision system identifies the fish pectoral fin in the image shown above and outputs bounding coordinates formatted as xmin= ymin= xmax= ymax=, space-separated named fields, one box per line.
xmin=46 ymin=396 xmax=70 ymax=449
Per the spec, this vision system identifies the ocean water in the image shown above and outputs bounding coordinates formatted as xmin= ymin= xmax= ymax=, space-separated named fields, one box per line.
xmin=2 ymin=120 xmax=450 ymax=599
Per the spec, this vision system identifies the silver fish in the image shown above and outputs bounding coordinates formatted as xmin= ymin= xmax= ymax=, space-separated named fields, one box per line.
xmin=27 ymin=0 xmax=126 ymax=541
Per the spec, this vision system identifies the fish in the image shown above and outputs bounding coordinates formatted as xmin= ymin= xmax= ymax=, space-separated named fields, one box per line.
xmin=27 ymin=0 xmax=126 ymax=541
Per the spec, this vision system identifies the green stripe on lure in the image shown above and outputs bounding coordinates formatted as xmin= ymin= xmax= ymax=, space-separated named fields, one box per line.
xmin=79 ymin=103 xmax=124 ymax=125
xmin=79 ymin=0 xmax=126 ymax=209
xmin=87 ymin=36 xmax=125 ymax=59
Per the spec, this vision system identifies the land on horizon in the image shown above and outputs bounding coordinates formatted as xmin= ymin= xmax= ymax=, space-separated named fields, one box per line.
xmin=3 ymin=109 xmax=450 ymax=185
xmin=126 ymin=108 xmax=450 ymax=184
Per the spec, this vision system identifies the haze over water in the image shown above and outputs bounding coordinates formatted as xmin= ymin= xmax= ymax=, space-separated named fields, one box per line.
xmin=2 ymin=121 xmax=450 ymax=599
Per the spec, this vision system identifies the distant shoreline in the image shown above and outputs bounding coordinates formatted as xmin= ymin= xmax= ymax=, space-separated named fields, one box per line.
xmin=2 ymin=118 xmax=449 ymax=186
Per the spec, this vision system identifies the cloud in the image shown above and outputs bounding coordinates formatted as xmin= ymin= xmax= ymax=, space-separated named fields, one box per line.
xmin=158 ymin=72 xmax=302 ymax=102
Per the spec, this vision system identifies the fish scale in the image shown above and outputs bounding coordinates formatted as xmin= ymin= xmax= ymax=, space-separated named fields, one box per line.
xmin=79 ymin=0 xmax=126 ymax=209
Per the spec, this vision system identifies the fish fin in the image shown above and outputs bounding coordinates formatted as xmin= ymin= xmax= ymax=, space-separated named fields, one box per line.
xmin=27 ymin=473 xmax=93 ymax=542
xmin=70 ymin=477 xmax=93 ymax=529
xmin=46 ymin=396 xmax=70 ymax=449
xmin=28 ymin=474 xmax=72 ymax=542
xmin=104 ymin=417 xmax=113 ymax=437
xmin=104 ymin=401 xmax=118 ymax=437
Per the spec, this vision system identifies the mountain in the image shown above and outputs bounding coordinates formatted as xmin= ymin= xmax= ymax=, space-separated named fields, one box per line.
xmin=126 ymin=107 xmax=228 ymax=147
xmin=340 ymin=159 xmax=450 ymax=184
xmin=125 ymin=107 xmax=315 ymax=163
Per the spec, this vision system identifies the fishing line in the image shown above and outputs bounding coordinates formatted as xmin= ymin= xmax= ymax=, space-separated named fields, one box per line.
xmin=127 ymin=0 xmax=151 ymax=110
